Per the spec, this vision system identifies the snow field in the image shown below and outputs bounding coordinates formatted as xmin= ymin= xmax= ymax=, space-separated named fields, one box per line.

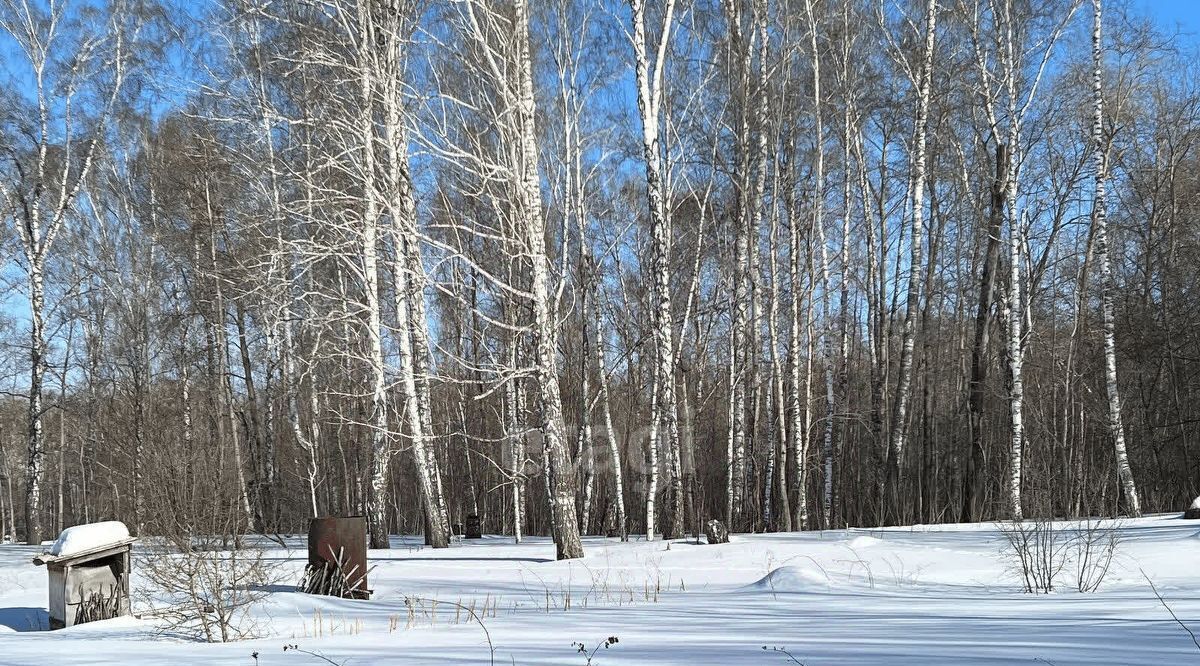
xmin=0 ymin=514 xmax=1197 ymax=664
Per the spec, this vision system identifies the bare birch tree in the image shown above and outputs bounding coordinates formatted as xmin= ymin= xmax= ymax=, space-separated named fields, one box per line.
xmin=1090 ymin=0 xmax=1140 ymax=517
xmin=627 ymin=0 xmax=680 ymax=541
xmin=0 ymin=0 xmax=142 ymax=543
xmin=882 ymin=0 xmax=937 ymax=525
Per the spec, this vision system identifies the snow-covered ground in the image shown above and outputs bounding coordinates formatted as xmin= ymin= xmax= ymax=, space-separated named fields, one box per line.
xmin=1 ymin=514 xmax=1198 ymax=664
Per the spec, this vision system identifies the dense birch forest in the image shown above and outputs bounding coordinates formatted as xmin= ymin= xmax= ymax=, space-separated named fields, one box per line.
xmin=1 ymin=0 xmax=1198 ymax=560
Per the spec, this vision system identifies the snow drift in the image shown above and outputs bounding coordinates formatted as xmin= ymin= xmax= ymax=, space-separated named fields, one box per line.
xmin=848 ymin=535 xmax=883 ymax=549
xmin=748 ymin=565 xmax=831 ymax=593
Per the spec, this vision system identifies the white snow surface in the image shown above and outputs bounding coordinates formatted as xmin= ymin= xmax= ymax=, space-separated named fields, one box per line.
xmin=47 ymin=521 xmax=130 ymax=557
xmin=1 ymin=514 xmax=1199 ymax=664
xmin=1190 ymin=495 xmax=1200 ymax=510
xmin=747 ymin=565 xmax=831 ymax=592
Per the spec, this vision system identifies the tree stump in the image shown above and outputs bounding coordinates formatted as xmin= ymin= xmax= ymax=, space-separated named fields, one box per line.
xmin=704 ymin=519 xmax=729 ymax=544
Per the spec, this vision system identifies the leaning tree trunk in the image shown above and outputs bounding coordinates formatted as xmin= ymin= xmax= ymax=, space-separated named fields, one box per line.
xmin=883 ymin=0 xmax=937 ymax=526
xmin=577 ymin=262 xmax=595 ymax=534
xmin=1090 ymin=0 xmax=1140 ymax=517
xmin=376 ymin=5 xmax=451 ymax=548
xmin=405 ymin=242 xmax=450 ymax=538
xmin=594 ymin=291 xmax=628 ymax=540
xmin=389 ymin=223 xmax=449 ymax=548
xmin=964 ymin=143 xmax=1009 ymax=523
xmin=512 ymin=0 xmax=584 ymax=559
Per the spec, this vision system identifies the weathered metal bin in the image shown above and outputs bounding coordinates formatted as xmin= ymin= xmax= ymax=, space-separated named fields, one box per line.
xmin=465 ymin=514 xmax=482 ymax=539
xmin=34 ymin=534 xmax=135 ymax=629
xmin=301 ymin=516 xmax=370 ymax=599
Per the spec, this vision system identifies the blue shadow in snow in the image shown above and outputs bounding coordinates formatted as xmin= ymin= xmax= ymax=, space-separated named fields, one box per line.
xmin=370 ymin=556 xmax=554 ymax=563
xmin=0 ymin=607 xmax=49 ymax=632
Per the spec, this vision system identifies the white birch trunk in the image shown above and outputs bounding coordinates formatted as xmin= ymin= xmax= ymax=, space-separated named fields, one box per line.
xmin=803 ymin=0 xmax=835 ymax=530
xmin=1000 ymin=0 xmax=1025 ymax=522
xmin=594 ymin=293 xmax=628 ymax=540
xmin=24 ymin=262 xmax=46 ymax=544
xmin=577 ymin=295 xmax=594 ymax=534
xmin=1006 ymin=219 xmax=1025 ymax=520
xmin=353 ymin=2 xmax=394 ymax=549
xmin=511 ymin=0 xmax=585 ymax=558
xmin=765 ymin=166 xmax=787 ymax=531
xmin=883 ymin=0 xmax=937 ymax=523
xmin=404 ymin=243 xmax=449 ymax=535
xmin=628 ymin=0 xmax=679 ymax=541
xmin=376 ymin=4 xmax=451 ymax=547
xmin=726 ymin=337 xmax=737 ymax=528
xmin=1090 ymin=0 xmax=1141 ymax=517
xmin=836 ymin=6 xmax=855 ymax=528
xmin=789 ymin=178 xmax=807 ymax=530
xmin=723 ymin=0 xmax=753 ymax=530
xmin=505 ymin=345 xmax=524 ymax=544
xmin=645 ymin=372 xmax=660 ymax=539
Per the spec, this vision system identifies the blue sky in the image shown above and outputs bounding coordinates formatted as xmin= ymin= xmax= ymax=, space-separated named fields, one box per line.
xmin=0 ymin=0 xmax=1198 ymax=390
xmin=1139 ymin=0 xmax=1200 ymax=35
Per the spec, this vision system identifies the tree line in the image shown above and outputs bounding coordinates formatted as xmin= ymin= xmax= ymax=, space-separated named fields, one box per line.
xmin=1 ymin=0 xmax=1197 ymax=559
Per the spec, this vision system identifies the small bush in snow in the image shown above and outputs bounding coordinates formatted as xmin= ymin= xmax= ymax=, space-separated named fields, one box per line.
xmin=139 ymin=536 xmax=282 ymax=642
xmin=1071 ymin=518 xmax=1122 ymax=593
xmin=1000 ymin=518 xmax=1071 ymax=593
xmin=998 ymin=517 xmax=1123 ymax=593
xmin=574 ymin=636 xmax=619 ymax=665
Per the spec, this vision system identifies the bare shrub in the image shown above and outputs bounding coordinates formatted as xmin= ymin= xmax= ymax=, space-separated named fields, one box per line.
xmin=999 ymin=517 xmax=1124 ymax=594
xmin=998 ymin=518 xmax=1072 ymax=593
xmin=1072 ymin=518 xmax=1122 ymax=593
xmin=139 ymin=536 xmax=282 ymax=642
xmin=137 ymin=428 xmax=285 ymax=642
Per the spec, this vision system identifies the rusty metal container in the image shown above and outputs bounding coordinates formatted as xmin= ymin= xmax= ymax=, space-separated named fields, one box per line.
xmin=305 ymin=516 xmax=369 ymax=599
xmin=465 ymin=514 xmax=482 ymax=539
